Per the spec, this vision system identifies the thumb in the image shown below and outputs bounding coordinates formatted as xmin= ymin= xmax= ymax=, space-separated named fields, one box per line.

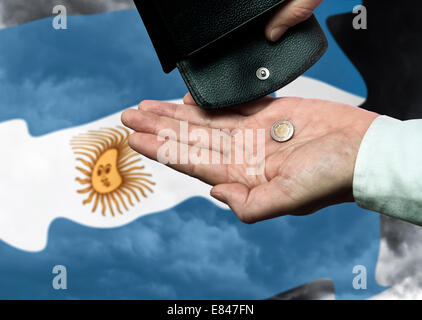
xmin=211 ymin=183 xmax=257 ymax=224
xmin=212 ymin=178 xmax=292 ymax=224
xmin=265 ymin=0 xmax=322 ymax=42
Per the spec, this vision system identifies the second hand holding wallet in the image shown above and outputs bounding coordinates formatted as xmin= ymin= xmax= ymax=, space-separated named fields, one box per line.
xmin=134 ymin=0 xmax=328 ymax=110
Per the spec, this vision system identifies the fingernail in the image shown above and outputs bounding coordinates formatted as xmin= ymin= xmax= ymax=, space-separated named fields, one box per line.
xmin=270 ymin=27 xmax=284 ymax=42
xmin=211 ymin=191 xmax=226 ymax=203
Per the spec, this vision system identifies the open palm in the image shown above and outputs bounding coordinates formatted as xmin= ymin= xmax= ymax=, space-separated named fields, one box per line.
xmin=122 ymin=94 xmax=377 ymax=223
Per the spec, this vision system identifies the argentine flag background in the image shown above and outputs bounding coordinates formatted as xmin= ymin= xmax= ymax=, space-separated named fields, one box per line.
xmin=0 ymin=0 xmax=414 ymax=299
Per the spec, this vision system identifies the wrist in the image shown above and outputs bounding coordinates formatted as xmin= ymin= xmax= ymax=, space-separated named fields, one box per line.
xmin=348 ymin=110 xmax=380 ymax=202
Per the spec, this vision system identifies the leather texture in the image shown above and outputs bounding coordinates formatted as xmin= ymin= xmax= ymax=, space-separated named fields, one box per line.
xmin=178 ymin=15 xmax=327 ymax=109
xmin=134 ymin=0 xmax=328 ymax=109
xmin=134 ymin=0 xmax=289 ymax=73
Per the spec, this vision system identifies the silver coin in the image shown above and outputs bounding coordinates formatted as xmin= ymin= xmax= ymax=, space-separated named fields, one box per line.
xmin=271 ymin=121 xmax=295 ymax=142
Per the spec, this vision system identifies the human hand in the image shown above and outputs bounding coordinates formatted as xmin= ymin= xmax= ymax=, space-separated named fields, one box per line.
xmin=266 ymin=0 xmax=323 ymax=42
xmin=122 ymin=95 xmax=378 ymax=224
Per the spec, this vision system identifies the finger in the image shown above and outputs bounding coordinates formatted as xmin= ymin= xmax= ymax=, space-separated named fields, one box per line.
xmin=175 ymin=93 xmax=274 ymax=118
xmin=183 ymin=93 xmax=197 ymax=106
xmin=265 ymin=0 xmax=322 ymax=42
xmin=228 ymin=96 xmax=277 ymax=116
xmin=128 ymin=132 xmax=228 ymax=185
xmin=211 ymin=177 xmax=290 ymax=223
xmin=138 ymin=100 xmax=243 ymax=130
xmin=122 ymin=109 xmax=232 ymax=151
xmin=182 ymin=92 xmax=264 ymax=116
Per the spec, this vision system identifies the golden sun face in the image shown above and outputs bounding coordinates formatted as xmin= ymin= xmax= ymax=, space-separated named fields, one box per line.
xmin=71 ymin=126 xmax=155 ymax=216
xmin=92 ymin=148 xmax=122 ymax=194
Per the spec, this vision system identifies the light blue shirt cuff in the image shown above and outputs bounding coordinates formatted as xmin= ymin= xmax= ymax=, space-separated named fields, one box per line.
xmin=353 ymin=115 xmax=422 ymax=225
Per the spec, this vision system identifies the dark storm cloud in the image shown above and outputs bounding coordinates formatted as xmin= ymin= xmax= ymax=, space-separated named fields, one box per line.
xmin=268 ymin=279 xmax=335 ymax=300
xmin=374 ymin=216 xmax=422 ymax=298
xmin=0 ymin=0 xmax=135 ymax=28
xmin=380 ymin=216 xmax=420 ymax=256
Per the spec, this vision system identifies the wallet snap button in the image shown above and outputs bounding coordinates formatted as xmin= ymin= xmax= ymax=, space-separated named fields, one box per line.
xmin=256 ymin=67 xmax=270 ymax=80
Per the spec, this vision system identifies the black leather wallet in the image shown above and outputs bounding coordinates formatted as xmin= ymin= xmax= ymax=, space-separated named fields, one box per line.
xmin=134 ymin=0 xmax=328 ymax=109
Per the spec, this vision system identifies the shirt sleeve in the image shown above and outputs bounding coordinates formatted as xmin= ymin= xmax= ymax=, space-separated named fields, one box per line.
xmin=353 ymin=115 xmax=422 ymax=225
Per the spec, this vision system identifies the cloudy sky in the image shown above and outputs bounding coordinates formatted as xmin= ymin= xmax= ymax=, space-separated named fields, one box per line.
xmin=372 ymin=216 xmax=422 ymax=299
xmin=0 ymin=0 xmax=135 ymax=28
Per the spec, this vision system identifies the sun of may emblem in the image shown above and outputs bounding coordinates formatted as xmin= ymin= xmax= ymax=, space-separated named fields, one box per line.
xmin=71 ymin=126 xmax=155 ymax=216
